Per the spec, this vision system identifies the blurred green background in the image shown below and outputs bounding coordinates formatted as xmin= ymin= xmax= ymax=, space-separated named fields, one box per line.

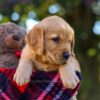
xmin=0 ymin=0 xmax=100 ymax=100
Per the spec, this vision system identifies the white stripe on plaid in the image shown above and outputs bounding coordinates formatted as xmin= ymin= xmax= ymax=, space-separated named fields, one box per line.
xmin=37 ymin=73 xmax=60 ymax=100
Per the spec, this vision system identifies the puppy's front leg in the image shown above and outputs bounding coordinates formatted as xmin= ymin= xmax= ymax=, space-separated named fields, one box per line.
xmin=13 ymin=45 xmax=35 ymax=85
xmin=13 ymin=59 xmax=33 ymax=85
xmin=59 ymin=56 xmax=80 ymax=89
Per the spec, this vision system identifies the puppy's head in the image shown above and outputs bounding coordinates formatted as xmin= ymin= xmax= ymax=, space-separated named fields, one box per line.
xmin=26 ymin=16 xmax=75 ymax=65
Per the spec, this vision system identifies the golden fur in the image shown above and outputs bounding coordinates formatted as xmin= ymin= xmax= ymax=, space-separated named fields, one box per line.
xmin=13 ymin=16 xmax=81 ymax=89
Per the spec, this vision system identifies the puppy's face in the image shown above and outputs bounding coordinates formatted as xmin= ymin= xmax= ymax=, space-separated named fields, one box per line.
xmin=26 ymin=16 xmax=75 ymax=65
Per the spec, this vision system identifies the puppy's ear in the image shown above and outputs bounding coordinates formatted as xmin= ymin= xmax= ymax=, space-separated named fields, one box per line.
xmin=26 ymin=24 xmax=45 ymax=55
xmin=26 ymin=26 xmax=37 ymax=46
xmin=71 ymin=33 xmax=75 ymax=57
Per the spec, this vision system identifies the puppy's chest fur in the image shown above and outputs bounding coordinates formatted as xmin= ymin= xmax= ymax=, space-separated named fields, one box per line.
xmin=32 ymin=56 xmax=60 ymax=72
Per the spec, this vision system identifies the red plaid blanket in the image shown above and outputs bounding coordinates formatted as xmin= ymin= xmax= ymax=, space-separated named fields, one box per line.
xmin=0 ymin=68 xmax=81 ymax=100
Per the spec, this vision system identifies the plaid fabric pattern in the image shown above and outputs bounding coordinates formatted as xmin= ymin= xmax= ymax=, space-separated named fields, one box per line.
xmin=0 ymin=68 xmax=81 ymax=100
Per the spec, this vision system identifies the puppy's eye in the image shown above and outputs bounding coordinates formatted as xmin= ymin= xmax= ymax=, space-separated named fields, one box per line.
xmin=52 ymin=36 xmax=60 ymax=43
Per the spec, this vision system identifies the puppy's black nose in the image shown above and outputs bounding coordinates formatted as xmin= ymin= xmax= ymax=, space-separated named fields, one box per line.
xmin=63 ymin=52 xmax=70 ymax=60
xmin=12 ymin=35 xmax=20 ymax=41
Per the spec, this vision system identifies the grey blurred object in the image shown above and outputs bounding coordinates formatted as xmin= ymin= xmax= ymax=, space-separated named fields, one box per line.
xmin=0 ymin=22 xmax=26 ymax=68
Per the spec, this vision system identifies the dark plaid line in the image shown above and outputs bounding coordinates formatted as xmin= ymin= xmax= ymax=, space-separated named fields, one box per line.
xmin=44 ymin=71 xmax=58 ymax=78
xmin=60 ymin=89 xmax=73 ymax=100
xmin=6 ymin=82 xmax=21 ymax=100
xmin=31 ymin=71 xmax=56 ymax=90
xmin=0 ymin=72 xmax=10 ymax=92
xmin=44 ymin=79 xmax=62 ymax=100
xmin=0 ymin=72 xmax=16 ymax=99
xmin=19 ymin=92 xmax=30 ymax=100
xmin=26 ymin=81 xmax=44 ymax=100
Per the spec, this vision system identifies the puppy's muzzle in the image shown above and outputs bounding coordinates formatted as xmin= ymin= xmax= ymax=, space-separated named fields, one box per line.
xmin=62 ymin=52 xmax=70 ymax=61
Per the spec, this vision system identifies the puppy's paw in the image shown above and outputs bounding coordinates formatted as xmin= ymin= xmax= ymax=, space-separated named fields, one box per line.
xmin=62 ymin=71 xmax=79 ymax=89
xmin=59 ymin=66 xmax=80 ymax=89
xmin=13 ymin=61 xmax=33 ymax=86
xmin=13 ymin=70 xmax=31 ymax=86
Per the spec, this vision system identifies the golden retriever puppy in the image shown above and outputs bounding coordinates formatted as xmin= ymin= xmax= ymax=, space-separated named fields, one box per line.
xmin=13 ymin=16 xmax=81 ymax=89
